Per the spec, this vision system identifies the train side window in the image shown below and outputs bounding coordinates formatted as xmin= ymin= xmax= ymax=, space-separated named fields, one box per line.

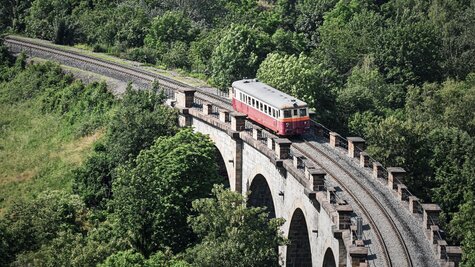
xmin=272 ymin=109 xmax=276 ymax=118
xmin=284 ymin=110 xmax=292 ymax=118
xmin=300 ymin=108 xmax=307 ymax=117
xmin=264 ymin=104 xmax=267 ymax=113
xmin=278 ymin=110 xmax=281 ymax=118
xmin=260 ymin=102 xmax=263 ymax=111
xmin=252 ymin=99 xmax=255 ymax=107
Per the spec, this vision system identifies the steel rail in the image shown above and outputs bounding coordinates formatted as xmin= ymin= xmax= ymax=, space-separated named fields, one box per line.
xmin=3 ymin=36 xmax=232 ymax=111
xmin=292 ymin=139 xmax=413 ymax=267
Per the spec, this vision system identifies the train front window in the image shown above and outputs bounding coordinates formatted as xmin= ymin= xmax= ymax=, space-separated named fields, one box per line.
xmin=284 ymin=110 xmax=292 ymax=118
xmin=300 ymin=108 xmax=307 ymax=117
xmin=293 ymin=109 xmax=298 ymax=116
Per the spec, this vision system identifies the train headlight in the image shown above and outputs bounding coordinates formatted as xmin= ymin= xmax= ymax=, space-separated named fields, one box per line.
xmin=285 ymin=123 xmax=290 ymax=128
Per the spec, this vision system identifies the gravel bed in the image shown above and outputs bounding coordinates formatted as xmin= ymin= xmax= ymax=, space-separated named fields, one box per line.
xmin=297 ymin=134 xmax=439 ymax=267
xmin=6 ymin=41 xmax=233 ymax=110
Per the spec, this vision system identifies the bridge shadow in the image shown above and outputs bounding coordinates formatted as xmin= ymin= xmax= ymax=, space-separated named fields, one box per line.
xmin=247 ymin=174 xmax=276 ymax=219
xmin=286 ymin=208 xmax=312 ymax=267
xmin=214 ymin=146 xmax=230 ymax=188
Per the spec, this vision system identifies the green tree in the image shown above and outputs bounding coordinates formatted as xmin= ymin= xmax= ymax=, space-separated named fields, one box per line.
xmin=337 ymin=56 xmax=404 ymax=131
xmin=161 ymin=41 xmax=190 ymax=69
xmin=159 ymin=0 xmax=226 ymax=26
xmin=0 ymin=0 xmax=31 ymax=32
xmin=73 ymin=146 xmax=115 ymax=208
xmin=0 ymin=44 xmax=16 ymax=81
xmin=429 ymin=127 xmax=475 ymax=214
xmin=429 ymin=0 xmax=475 ymax=79
xmin=188 ymin=30 xmax=221 ymax=75
xmin=2 ymin=191 xmax=87 ymax=263
xmin=257 ymin=52 xmax=336 ymax=122
xmin=25 ymin=0 xmax=80 ymax=43
xmin=73 ymin=86 xmax=177 ymax=208
xmin=210 ymin=24 xmax=270 ymax=89
xmin=145 ymin=11 xmax=196 ymax=49
xmin=105 ymin=86 xmax=178 ymax=164
xmin=99 ymin=250 xmax=146 ymax=267
xmin=350 ymin=114 xmax=434 ymax=198
xmin=450 ymin=193 xmax=475 ymax=266
xmin=98 ymin=249 xmax=190 ymax=267
xmin=375 ymin=19 xmax=442 ymax=85
xmin=294 ymin=0 xmax=339 ymax=46
xmin=0 ymin=220 xmax=12 ymax=266
xmin=274 ymin=0 xmax=298 ymax=30
xmin=405 ymin=75 xmax=475 ymax=136
xmin=185 ymin=185 xmax=286 ymax=267
xmin=112 ymin=128 xmax=222 ymax=256
xmin=318 ymin=1 xmax=382 ymax=77
xmin=79 ymin=1 xmax=149 ymax=48
xmin=270 ymin=28 xmax=307 ymax=55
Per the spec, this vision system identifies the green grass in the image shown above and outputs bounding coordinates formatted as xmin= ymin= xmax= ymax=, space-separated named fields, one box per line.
xmin=0 ymin=57 xmax=114 ymax=214
xmin=0 ymin=100 xmax=100 ymax=213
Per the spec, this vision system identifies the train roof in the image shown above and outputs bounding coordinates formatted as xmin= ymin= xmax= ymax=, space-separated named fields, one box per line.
xmin=232 ymin=79 xmax=307 ymax=109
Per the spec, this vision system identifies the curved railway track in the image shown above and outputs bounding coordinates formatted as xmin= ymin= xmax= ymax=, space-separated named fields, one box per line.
xmin=4 ymin=36 xmax=232 ymax=111
xmin=3 ymin=35 xmax=438 ymax=267
xmin=292 ymin=138 xmax=413 ymax=267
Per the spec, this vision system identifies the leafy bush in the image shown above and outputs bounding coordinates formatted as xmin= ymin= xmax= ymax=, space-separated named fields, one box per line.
xmin=112 ymin=128 xmax=222 ymax=255
xmin=161 ymin=41 xmax=189 ymax=69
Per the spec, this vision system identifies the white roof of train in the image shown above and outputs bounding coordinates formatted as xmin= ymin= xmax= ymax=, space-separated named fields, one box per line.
xmin=232 ymin=79 xmax=307 ymax=109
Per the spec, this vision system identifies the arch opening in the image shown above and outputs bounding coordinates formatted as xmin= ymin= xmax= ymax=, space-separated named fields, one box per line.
xmin=322 ymin=248 xmax=336 ymax=267
xmin=214 ymin=146 xmax=230 ymax=188
xmin=286 ymin=208 xmax=312 ymax=267
xmin=247 ymin=174 xmax=276 ymax=218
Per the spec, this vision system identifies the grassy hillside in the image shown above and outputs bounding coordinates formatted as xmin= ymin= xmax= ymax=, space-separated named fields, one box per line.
xmin=0 ymin=53 xmax=115 ymax=213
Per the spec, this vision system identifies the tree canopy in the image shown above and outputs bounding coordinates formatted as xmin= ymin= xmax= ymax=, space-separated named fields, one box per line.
xmin=185 ymin=185 xmax=286 ymax=267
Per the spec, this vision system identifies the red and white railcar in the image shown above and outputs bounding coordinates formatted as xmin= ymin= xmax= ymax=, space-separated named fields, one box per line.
xmin=232 ymin=79 xmax=310 ymax=136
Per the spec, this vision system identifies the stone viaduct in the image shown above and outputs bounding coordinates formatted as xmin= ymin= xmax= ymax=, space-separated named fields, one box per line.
xmin=172 ymin=89 xmax=462 ymax=267
xmin=174 ymin=89 xmax=343 ymax=267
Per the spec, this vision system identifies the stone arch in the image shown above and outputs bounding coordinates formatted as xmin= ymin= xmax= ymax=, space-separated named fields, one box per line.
xmin=322 ymin=248 xmax=336 ymax=267
xmin=248 ymin=174 xmax=276 ymax=218
xmin=213 ymin=145 xmax=230 ymax=188
xmin=286 ymin=208 xmax=312 ymax=267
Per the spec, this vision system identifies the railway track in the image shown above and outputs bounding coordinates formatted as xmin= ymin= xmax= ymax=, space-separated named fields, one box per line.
xmin=293 ymin=139 xmax=411 ymax=267
xmin=293 ymin=133 xmax=442 ymax=267
xmin=3 ymin=36 xmax=232 ymax=111
xmin=3 ymin=35 xmax=438 ymax=267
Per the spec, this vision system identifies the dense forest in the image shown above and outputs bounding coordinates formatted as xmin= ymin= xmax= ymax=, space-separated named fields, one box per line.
xmin=1 ymin=0 xmax=475 ymax=265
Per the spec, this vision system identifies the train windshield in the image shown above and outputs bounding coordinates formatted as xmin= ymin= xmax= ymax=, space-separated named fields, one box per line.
xmin=300 ymin=108 xmax=307 ymax=116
